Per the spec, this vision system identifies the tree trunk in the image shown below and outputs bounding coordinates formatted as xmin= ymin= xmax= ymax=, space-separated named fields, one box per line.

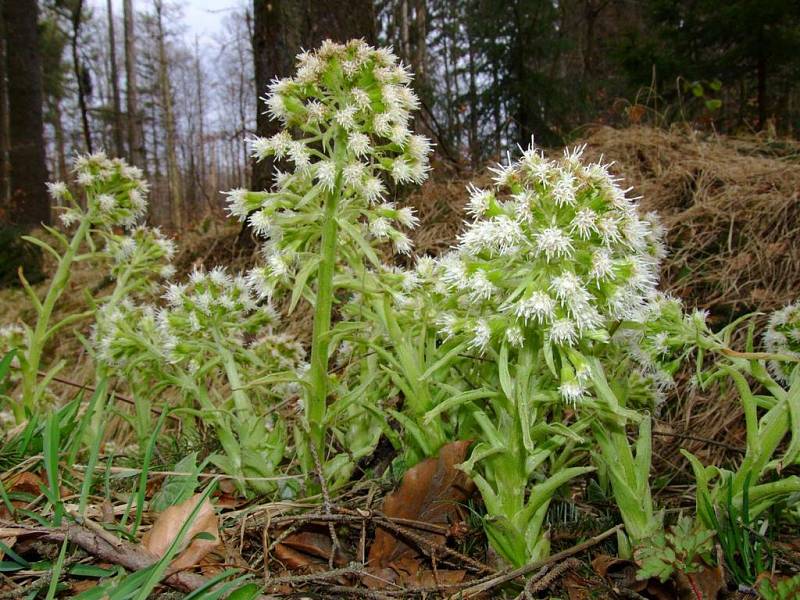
xmin=50 ymin=97 xmax=68 ymax=180
xmin=123 ymin=0 xmax=145 ymax=168
xmin=756 ymin=26 xmax=767 ymax=130
xmin=414 ymin=0 xmax=426 ymax=78
xmin=400 ymin=0 xmax=410 ymax=62
xmin=193 ymin=38 xmax=208 ymax=212
xmin=0 ymin=3 xmax=9 ymax=205
xmin=70 ymin=0 xmax=92 ymax=154
xmin=1 ymin=0 xmax=49 ymax=226
xmin=467 ymin=32 xmax=479 ymax=167
xmin=155 ymin=0 xmax=182 ymax=229
xmin=107 ymin=0 xmax=125 ymax=157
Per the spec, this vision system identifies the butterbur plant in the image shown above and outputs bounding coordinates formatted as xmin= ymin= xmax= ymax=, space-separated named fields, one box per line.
xmin=399 ymin=145 xmax=673 ymax=564
xmin=10 ymin=153 xmax=149 ymax=420
xmin=226 ymin=39 xmax=431 ymax=457
xmin=95 ymin=268 xmax=297 ymax=493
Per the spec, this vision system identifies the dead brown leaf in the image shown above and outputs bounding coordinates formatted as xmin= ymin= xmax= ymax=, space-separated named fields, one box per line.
xmin=592 ymin=554 xmax=674 ymax=599
xmin=142 ymin=493 xmax=219 ymax=572
xmin=274 ymin=529 xmax=351 ymax=571
xmin=563 ymin=572 xmax=590 ymax=600
xmin=364 ymin=440 xmax=475 ymax=589
xmin=676 ymin=563 xmax=725 ymax=600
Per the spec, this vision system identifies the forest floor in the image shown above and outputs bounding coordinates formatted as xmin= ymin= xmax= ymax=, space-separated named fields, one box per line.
xmin=1 ymin=126 xmax=799 ymax=599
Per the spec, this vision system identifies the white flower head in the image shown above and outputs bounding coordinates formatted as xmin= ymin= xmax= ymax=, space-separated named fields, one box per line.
xmin=348 ymin=132 xmax=371 ymax=157
xmin=514 ymin=291 xmax=556 ymax=324
xmin=535 ymin=226 xmax=573 ymax=261
xmin=469 ymin=319 xmax=492 ymax=351
xmin=466 ymin=184 xmax=493 ymax=217
xmin=315 ymin=160 xmax=337 ymax=191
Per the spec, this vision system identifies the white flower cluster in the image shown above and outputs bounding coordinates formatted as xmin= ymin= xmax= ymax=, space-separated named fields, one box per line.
xmin=613 ymin=293 xmax=692 ymax=404
xmin=105 ymin=226 xmax=177 ymax=282
xmin=55 ymin=153 xmax=149 ymax=229
xmin=430 ymin=145 xmax=665 ymax=356
xmin=764 ymin=301 xmax=800 ymax=383
xmin=224 ymin=39 xmax=431 ymax=297
xmin=417 ymin=145 xmax=666 ymax=404
xmin=157 ymin=267 xmax=273 ymax=359
xmin=95 ymin=267 xmax=275 ymax=367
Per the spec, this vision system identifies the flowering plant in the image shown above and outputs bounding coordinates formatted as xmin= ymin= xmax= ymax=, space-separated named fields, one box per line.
xmin=9 ymin=154 xmax=150 ymax=420
xmin=392 ymin=145 xmax=678 ymax=564
xmin=94 ymin=268 xmax=302 ymax=494
xmin=226 ymin=39 xmax=431 ymax=465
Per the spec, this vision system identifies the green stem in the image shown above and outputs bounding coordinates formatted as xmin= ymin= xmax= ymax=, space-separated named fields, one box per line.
xmin=19 ymin=217 xmax=91 ymax=418
xmin=307 ymin=172 xmax=343 ymax=452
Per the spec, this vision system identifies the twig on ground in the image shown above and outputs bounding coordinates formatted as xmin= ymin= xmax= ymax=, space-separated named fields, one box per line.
xmin=266 ymin=563 xmax=362 ymax=586
xmin=449 ymin=524 xmax=623 ymax=599
xmin=3 ymin=523 xmax=278 ymax=599
xmin=310 ymin=440 xmax=341 ymax=568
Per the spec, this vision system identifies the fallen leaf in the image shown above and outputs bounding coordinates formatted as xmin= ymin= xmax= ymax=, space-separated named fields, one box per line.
xmin=5 ymin=472 xmax=44 ymax=496
xmin=142 ymin=493 xmax=219 ymax=572
xmin=365 ymin=440 xmax=476 ymax=589
xmin=0 ymin=472 xmax=46 ymax=521
xmin=563 ymin=572 xmax=590 ymax=600
xmin=274 ymin=529 xmax=351 ymax=571
xmin=676 ymin=563 xmax=725 ymax=600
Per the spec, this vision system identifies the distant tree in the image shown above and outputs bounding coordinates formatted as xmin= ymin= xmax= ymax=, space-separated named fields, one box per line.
xmin=107 ymin=0 xmax=125 ymax=157
xmin=154 ymin=0 xmax=182 ymax=228
xmin=124 ymin=0 xmax=145 ymax=168
xmin=39 ymin=9 xmax=71 ymax=180
xmin=1 ymin=0 xmax=50 ymax=227
xmin=617 ymin=0 xmax=800 ymax=131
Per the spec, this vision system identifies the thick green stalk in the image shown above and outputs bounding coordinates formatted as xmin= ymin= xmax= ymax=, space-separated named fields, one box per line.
xmin=19 ymin=217 xmax=92 ymax=418
xmin=307 ymin=172 xmax=343 ymax=452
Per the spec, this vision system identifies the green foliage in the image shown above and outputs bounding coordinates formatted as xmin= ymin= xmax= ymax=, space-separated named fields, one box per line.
xmin=635 ymin=516 xmax=715 ymax=582
xmin=759 ymin=573 xmax=800 ymax=600
xmin=698 ymin=476 xmax=772 ymax=587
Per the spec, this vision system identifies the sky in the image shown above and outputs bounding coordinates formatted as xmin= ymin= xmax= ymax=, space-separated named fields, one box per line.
xmin=101 ymin=0 xmax=246 ymax=44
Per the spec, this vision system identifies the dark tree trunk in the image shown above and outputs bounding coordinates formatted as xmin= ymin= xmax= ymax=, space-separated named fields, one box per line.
xmin=2 ymin=0 xmax=49 ymax=227
xmin=756 ymin=27 xmax=767 ymax=131
xmin=70 ymin=0 xmax=92 ymax=154
xmin=123 ymin=0 xmax=145 ymax=169
xmin=0 ymin=3 xmax=9 ymax=204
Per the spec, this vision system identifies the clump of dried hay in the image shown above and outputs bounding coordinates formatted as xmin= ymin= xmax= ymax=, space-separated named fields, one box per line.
xmin=581 ymin=126 xmax=800 ymax=320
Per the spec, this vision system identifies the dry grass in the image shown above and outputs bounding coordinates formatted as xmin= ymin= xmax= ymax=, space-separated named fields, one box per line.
xmin=580 ymin=126 xmax=800 ymax=320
